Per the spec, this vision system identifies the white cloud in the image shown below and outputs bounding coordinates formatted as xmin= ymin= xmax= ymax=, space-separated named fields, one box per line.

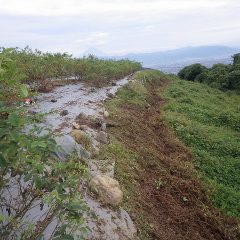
xmin=0 ymin=0 xmax=239 ymax=54
xmin=75 ymin=32 xmax=111 ymax=45
xmin=0 ymin=0 xmax=232 ymax=16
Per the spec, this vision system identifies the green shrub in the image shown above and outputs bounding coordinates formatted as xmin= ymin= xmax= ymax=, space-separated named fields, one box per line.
xmin=0 ymin=51 xmax=89 ymax=239
xmin=178 ymin=53 xmax=240 ymax=92
xmin=178 ymin=63 xmax=207 ymax=81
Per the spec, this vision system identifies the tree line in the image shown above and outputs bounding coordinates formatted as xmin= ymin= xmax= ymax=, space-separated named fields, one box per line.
xmin=178 ymin=53 xmax=240 ymax=91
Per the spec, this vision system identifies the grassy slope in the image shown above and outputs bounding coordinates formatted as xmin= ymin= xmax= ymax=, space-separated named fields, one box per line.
xmin=163 ymin=76 xmax=240 ymax=217
xmin=99 ymin=70 xmax=240 ymax=240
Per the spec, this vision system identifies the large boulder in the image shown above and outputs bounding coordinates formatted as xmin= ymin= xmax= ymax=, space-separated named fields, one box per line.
xmin=54 ymin=135 xmax=90 ymax=160
xmin=89 ymin=175 xmax=123 ymax=206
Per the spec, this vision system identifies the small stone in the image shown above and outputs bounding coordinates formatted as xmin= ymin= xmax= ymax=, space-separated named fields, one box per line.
xmin=96 ymin=131 xmax=108 ymax=144
xmin=72 ymin=122 xmax=81 ymax=130
xmin=111 ymin=82 xmax=117 ymax=86
xmin=101 ymin=122 xmax=107 ymax=131
xmin=60 ymin=110 xmax=69 ymax=116
xmin=80 ymin=125 xmax=88 ymax=131
xmin=107 ymin=93 xmax=114 ymax=98
xmin=90 ymin=88 xmax=96 ymax=93
xmin=89 ymin=175 xmax=123 ymax=206
xmin=28 ymin=110 xmax=37 ymax=115
xmin=92 ymin=146 xmax=100 ymax=157
xmin=104 ymin=111 xmax=109 ymax=118
xmin=50 ymin=99 xmax=57 ymax=103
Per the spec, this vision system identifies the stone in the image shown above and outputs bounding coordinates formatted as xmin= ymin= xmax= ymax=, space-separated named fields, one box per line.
xmin=72 ymin=122 xmax=81 ymax=130
xmin=103 ymin=111 xmax=109 ymax=118
xmin=54 ymin=135 xmax=90 ymax=160
xmin=89 ymin=88 xmax=96 ymax=93
xmin=50 ymin=99 xmax=57 ymax=103
xmin=60 ymin=110 xmax=69 ymax=116
xmin=28 ymin=110 xmax=37 ymax=115
xmin=107 ymin=93 xmax=114 ymax=98
xmin=71 ymin=129 xmax=90 ymax=145
xmin=89 ymin=175 xmax=123 ymax=206
xmin=80 ymin=125 xmax=88 ymax=131
xmin=96 ymin=131 xmax=108 ymax=144
xmin=101 ymin=122 xmax=107 ymax=131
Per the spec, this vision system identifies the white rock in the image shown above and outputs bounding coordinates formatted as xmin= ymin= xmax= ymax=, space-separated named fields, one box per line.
xmin=89 ymin=175 xmax=123 ymax=206
xmin=72 ymin=122 xmax=81 ymax=130
xmin=104 ymin=111 xmax=109 ymax=118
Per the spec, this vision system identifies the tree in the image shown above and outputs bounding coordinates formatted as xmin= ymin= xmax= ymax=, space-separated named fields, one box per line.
xmin=178 ymin=63 xmax=207 ymax=81
xmin=232 ymin=53 xmax=240 ymax=66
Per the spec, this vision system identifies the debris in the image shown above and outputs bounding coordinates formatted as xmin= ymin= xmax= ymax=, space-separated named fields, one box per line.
xmin=60 ymin=110 xmax=69 ymax=116
xmin=23 ymin=98 xmax=34 ymax=105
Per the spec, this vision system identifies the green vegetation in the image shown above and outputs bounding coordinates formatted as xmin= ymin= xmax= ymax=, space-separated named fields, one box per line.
xmin=178 ymin=53 xmax=240 ymax=91
xmin=0 ymin=51 xmax=90 ymax=239
xmin=163 ymin=76 xmax=240 ymax=217
xmin=101 ymin=70 xmax=240 ymax=239
xmin=0 ymin=47 xmax=141 ymax=239
xmin=1 ymin=47 xmax=141 ymax=88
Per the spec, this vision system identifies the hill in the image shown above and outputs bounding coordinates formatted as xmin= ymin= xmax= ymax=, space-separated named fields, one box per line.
xmin=120 ymin=46 xmax=239 ymax=65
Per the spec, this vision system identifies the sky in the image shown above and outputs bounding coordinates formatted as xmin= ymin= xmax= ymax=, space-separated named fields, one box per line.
xmin=0 ymin=0 xmax=240 ymax=55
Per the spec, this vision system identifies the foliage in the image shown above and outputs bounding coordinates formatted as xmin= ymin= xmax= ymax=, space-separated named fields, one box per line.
xmin=0 ymin=52 xmax=89 ymax=239
xmin=233 ymin=53 xmax=240 ymax=65
xmin=100 ymin=70 xmax=240 ymax=239
xmin=177 ymin=54 xmax=240 ymax=91
xmin=178 ymin=63 xmax=207 ymax=81
xmin=163 ymin=76 xmax=240 ymax=217
xmin=0 ymin=47 xmax=141 ymax=88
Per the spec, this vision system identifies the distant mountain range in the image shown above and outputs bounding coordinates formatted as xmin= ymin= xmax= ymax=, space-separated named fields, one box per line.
xmin=83 ymin=46 xmax=240 ymax=73
xmin=113 ymin=46 xmax=239 ymax=66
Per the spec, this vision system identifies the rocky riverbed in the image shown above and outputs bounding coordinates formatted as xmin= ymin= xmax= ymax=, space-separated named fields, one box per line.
xmin=30 ymin=76 xmax=137 ymax=239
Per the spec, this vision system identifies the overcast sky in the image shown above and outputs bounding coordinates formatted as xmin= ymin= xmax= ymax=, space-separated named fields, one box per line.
xmin=0 ymin=0 xmax=239 ymax=55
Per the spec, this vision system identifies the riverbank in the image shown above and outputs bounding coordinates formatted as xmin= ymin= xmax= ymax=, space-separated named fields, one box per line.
xmin=99 ymin=70 xmax=240 ymax=239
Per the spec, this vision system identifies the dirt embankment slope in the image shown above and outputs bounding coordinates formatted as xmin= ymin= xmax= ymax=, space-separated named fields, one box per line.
xmin=99 ymin=70 xmax=240 ymax=240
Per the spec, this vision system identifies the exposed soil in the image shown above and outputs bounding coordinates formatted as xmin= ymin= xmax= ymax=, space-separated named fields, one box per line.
xmin=106 ymin=79 xmax=240 ymax=240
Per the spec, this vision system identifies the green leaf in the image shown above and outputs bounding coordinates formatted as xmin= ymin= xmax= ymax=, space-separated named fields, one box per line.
xmin=19 ymin=84 xmax=29 ymax=98
xmin=0 ymin=128 xmax=6 ymax=138
xmin=0 ymin=153 xmax=7 ymax=167
xmin=8 ymin=113 xmax=20 ymax=127
xmin=38 ymin=141 xmax=47 ymax=148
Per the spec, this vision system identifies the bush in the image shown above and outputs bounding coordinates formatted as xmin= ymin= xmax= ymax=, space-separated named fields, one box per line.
xmin=233 ymin=53 xmax=240 ymax=66
xmin=178 ymin=53 xmax=240 ymax=92
xmin=0 ymin=52 xmax=89 ymax=239
xmin=178 ymin=63 xmax=207 ymax=81
xmin=227 ymin=70 xmax=240 ymax=90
